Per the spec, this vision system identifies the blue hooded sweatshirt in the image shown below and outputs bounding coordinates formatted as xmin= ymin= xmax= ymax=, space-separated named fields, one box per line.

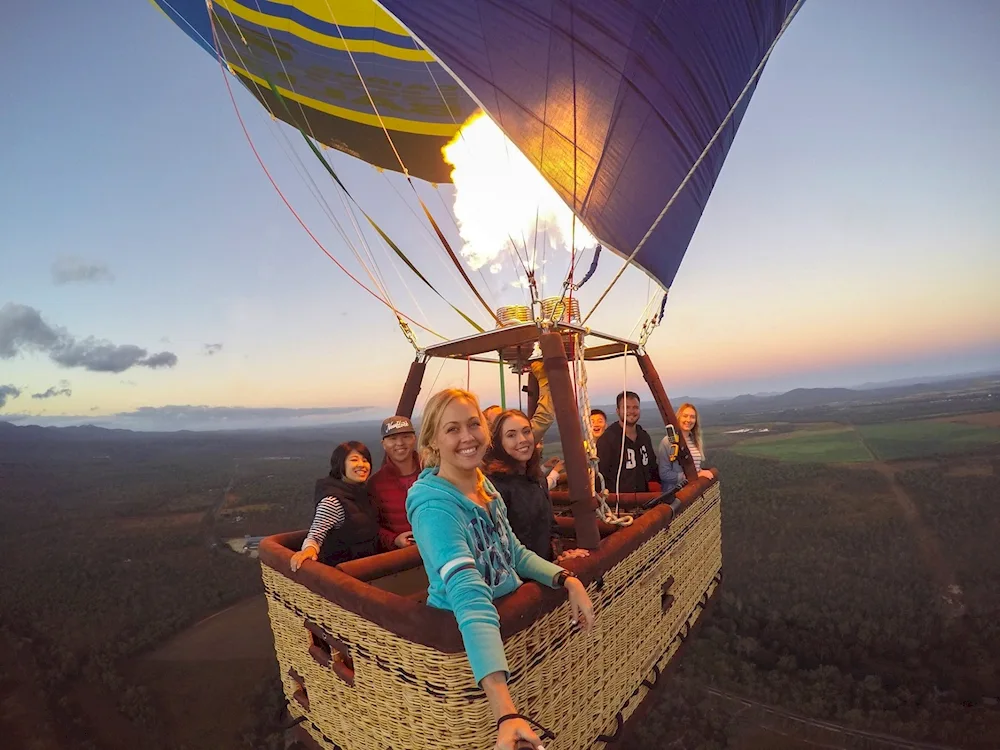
xmin=406 ymin=466 xmax=564 ymax=684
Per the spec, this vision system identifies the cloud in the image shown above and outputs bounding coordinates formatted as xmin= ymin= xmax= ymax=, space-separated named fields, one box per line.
xmin=203 ymin=343 xmax=223 ymax=356
xmin=52 ymin=257 xmax=114 ymax=285
xmin=0 ymin=404 xmax=376 ymax=431
xmin=0 ymin=304 xmax=61 ymax=357
xmin=139 ymin=351 xmax=178 ymax=368
xmin=0 ymin=303 xmax=178 ymax=374
xmin=118 ymin=405 xmax=367 ymax=423
xmin=0 ymin=385 xmax=22 ymax=409
xmin=122 ymin=404 xmax=373 ymax=431
xmin=32 ymin=380 xmax=72 ymax=400
xmin=49 ymin=339 xmax=177 ymax=372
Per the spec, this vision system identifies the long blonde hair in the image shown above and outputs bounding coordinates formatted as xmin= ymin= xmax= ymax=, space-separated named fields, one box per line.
xmin=677 ymin=402 xmax=704 ymax=456
xmin=418 ymin=388 xmax=491 ymax=467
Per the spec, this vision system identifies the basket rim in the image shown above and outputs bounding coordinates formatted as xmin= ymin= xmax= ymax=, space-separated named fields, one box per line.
xmin=258 ymin=475 xmax=720 ymax=652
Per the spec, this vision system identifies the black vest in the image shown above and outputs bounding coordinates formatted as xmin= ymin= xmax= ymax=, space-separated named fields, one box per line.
xmin=313 ymin=476 xmax=379 ymax=565
xmin=487 ymin=471 xmax=557 ymax=561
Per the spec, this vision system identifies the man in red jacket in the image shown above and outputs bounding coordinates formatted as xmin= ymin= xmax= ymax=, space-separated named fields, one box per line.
xmin=371 ymin=415 xmax=420 ymax=550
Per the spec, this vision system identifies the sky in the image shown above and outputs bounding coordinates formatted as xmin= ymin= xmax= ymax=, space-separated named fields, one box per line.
xmin=1 ymin=0 xmax=998 ymax=431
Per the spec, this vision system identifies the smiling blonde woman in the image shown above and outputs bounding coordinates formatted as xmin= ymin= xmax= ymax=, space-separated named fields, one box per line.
xmin=406 ymin=388 xmax=595 ymax=750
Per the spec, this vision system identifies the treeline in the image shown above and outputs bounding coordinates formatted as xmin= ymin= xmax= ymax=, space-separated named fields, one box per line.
xmin=705 ymin=396 xmax=998 ymax=428
xmin=630 ymin=449 xmax=1000 ymax=748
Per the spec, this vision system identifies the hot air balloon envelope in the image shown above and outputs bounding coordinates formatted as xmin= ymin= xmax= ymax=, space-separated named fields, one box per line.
xmin=376 ymin=0 xmax=802 ymax=289
xmin=153 ymin=0 xmax=479 ymax=182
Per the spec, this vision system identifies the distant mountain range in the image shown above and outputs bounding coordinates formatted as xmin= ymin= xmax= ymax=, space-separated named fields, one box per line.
xmin=593 ymin=372 xmax=999 ymax=420
xmin=2 ymin=372 xmax=997 ymax=439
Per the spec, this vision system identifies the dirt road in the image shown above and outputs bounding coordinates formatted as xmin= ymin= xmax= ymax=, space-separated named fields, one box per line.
xmin=708 ymin=687 xmax=963 ymax=750
xmin=853 ymin=430 xmax=966 ymax=621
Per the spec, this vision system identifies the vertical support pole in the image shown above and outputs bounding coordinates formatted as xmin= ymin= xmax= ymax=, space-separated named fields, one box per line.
xmin=540 ymin=332 xmax=600 ymax=550
xmin=395 ymin=357 xmax=427 ymax=418
xmin=636 ymin=352 xmax=696 ymax=483
xmin=498 ymin=358 xmax=507 ymax=409
xmin=524 ymin=371 xmax=539 ymax=419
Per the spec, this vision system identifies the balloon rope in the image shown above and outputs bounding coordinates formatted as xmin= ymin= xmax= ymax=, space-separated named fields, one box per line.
xmin=205 ymin=9 xmax=445 ymax=340
xmin=576 ymin=334 xmax=632 ymax=527
xmin=320 ymin=0 xmax=500 ymax=325
xmin=567 ymin=3 xmax=578 ymax=319
xmin=206 ymin=3 xmax=402 ymax=318
xmin=210 ymin=2 xmax=418 ymax=329
xmin=212 ymin=1 xmax=486 ymax=335
xmin=416 ymin=358 xmax=446 ymax=415
xmin=614 ymin=345 xmax=629 ymax=513
xmin=581 ymin=0 xmax=806 ymax=325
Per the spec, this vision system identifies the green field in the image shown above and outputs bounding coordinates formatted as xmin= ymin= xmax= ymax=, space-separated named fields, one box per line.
xmin=858 ymin=420 xmax=1000 ymax=461
xmin=729 ymin=416 xmax=1000 ymax=463
xmin=731 ymin=427 xmax=873 ymax=463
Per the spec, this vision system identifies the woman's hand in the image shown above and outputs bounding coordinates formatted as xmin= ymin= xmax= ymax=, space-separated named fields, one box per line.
xmin=481 ymin=673 xmax=546 ymax=750
xmin=290 ymin=547 xmax=317 ymax=572
xmin=496 ymin=717 xmax=545 ymax=750
xmin=394 ymin=531 xmax=415 ymax=548
xmin=555 ymin=548 xmax=590 ymax=564
xmin=697 ymin=469 xmax=714 ymax=480
xmin=565 ymin=577 xmax=595 ymax=632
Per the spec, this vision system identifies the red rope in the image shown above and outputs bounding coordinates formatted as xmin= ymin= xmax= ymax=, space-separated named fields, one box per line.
xmin=207 ymin=12 xmax=443 ymax=340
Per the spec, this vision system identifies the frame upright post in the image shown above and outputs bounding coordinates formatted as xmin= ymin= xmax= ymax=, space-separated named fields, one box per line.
xmin=540 ymin=332 xmax=600 ymax=549
xmin=395 ymin=357 xmax=427 ymax=419
xmin=636 ymin=353 xmax=696 ymax=483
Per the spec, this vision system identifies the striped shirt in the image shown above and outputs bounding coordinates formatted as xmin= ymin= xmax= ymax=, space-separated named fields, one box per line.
xmin=302 ymin=496 xmax=345 ymax=552
xmin=686 ymin=435 xmax=704 ymax=473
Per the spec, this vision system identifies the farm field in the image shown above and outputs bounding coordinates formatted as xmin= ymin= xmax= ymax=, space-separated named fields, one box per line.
xmin=730 ymin=426 xmax=872 ymax=463
xmin=729 ymin=413 xmax=1000 ymax=463
xmin=859 ymin=419 xmax=1000 ymax=461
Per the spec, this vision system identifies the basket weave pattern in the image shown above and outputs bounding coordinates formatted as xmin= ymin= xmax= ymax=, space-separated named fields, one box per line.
xmin=263 ymin=484 xmax=722 ymax=749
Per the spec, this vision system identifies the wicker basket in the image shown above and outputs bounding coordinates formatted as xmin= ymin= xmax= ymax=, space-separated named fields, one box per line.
xmin=260 ymin=480 xmax=722 ymax=750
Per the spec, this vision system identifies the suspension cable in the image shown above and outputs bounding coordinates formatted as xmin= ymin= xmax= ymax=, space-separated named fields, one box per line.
xmin=204 ymin=5 xmax=444 ymax=341
xmin=581 ymin=0 xmax=806 ymax=324
xmin=210 ymin=3 xmax=403 ymax=317
xmin=319 ymin=0 xmax=500 ymax=324
xmin=218 ymin=0 xmax=488 ymax=334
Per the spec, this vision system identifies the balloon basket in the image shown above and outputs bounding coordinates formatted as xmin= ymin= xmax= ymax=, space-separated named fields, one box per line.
xmin=260 ymin=479 xmax=722 ymax=750
xmin=259 ymin=323 xmax=720 ymax=749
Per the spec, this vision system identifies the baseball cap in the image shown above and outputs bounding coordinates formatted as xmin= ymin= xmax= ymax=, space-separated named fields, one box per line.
xmin=381 ymin=416 xmax=415 ymax=438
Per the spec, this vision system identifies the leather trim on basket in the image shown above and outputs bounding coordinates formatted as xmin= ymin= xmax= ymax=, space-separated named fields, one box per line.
xmin=336 ymin=544 xmax=423 ymax=581
xmin=258 ymin=476 xmax=719 ymax=652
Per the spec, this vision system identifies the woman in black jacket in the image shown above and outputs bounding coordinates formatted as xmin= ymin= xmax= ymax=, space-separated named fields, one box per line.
xmin=290 ymin=441 xmax=380 ymax=571
xmin=484 ymin=409 xmax=589 ymax=563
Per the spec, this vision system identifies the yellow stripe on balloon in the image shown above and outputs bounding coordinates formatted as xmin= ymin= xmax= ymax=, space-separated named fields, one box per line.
xmin=230 ymin=64 xmax=461 ymax=137
xmin=213 ymin=0 xmax=435 ymax=62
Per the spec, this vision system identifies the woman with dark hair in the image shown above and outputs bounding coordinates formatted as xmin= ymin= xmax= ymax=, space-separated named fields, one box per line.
xmin=485 ymin=409 xmax=589 ymax=564
xmin=290 ymin=440 xmax=379 ymax=571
